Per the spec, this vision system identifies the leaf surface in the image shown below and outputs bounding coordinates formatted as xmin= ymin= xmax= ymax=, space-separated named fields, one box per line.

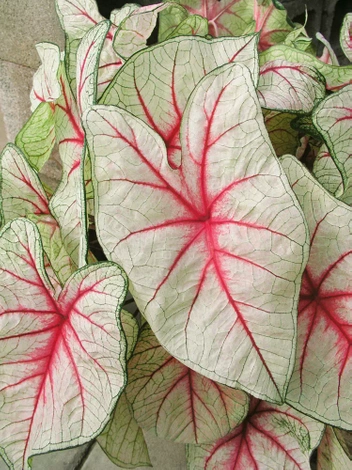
xmin=341 ymin=13 xmax=352 ymax=62
xmin=313 ymin=145 xmax=345 ymax=202
xmin=258 ymin=60 xmax=325 ymax=113
xmin=15 ymin=102 xmax=56 ymax=172
xmin=263 ymin=110 xmax=300 ymax=156
xmin=312 ymin=85 xmax=352 ymax=205
xmin=317 ymin=426 xmax=352 ymax=470
xmin=164 ymin=0 xmax=292 ymax=50
xmin=85 ymin=62 xmax=308 ymax=402
xmin=102 ymin=34 xmax=259 ymax=168
xmin=260 ymin=45 xmax=352 ymax=90
xmin=125 ymin=324 xmax=249 ymax=444
xmin=158 ymin=4 xmax=208 ymax=41
xmin=282 ymin=155 xmax=352 ymax=430
xmin=30 ymin=43 xmax=61 ymax=112
xmin=0 ymin=144 xmax=74 ymax=284
xmin=0 ymin=218 xmax=127 ymax=470
xmin=113 ymin=3 xmax=166 ymax=60
xmin=186 ymin=399 xmax=324 ymax=470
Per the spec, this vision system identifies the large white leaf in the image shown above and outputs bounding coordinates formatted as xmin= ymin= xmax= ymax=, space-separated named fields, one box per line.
xmin=101 ymin=34 xmax=259 ymax=168
xmin=0 ymin=218 xmax=127 ymax=470
xmin=187 ymin=399 xmax=324 ymax=469
xmin=84 ymin=62 xmax=308 ymax=403
xmin=125 ymin=324 xmax=249 ymax=444
xmin=282 ymin=155 xmax=352 ymax=429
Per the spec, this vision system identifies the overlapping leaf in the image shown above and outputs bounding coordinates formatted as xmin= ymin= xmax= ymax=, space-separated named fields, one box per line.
xmin=102 ymin=34 xmax=259 ymax=168
xmin=125 ymin=324 xmax=249 ymax=444
xmin=313 ymin=145 xmax=345 ymax=202
xmin=312 ymin=85 xmax=352 ymax=205
xmin=258 ymin=60 xmax=325 ymax=113
xmin=186 ymin=399 xmax=324 ymax=469
xmin=30 ymin=43 xmax=62 ymax=112
xmin=112 ymin=3 xmax=166 ymax=60
xmin=0 ymin=218 xmax=128 ymax=470
xmin=282 ymin=155 xmax=352 ymax=430
xmin=341 ymin=13 xmax=352 ymax=63
xmin=316 ymin=33 xmax=339 ymax=66
xmin=163 ymin=0 xmax=292 ymax=50
xmin=85 ymin=61 xmax=308 ymax=403
xmin=158 ymin=4 xmax=208 ymax=41
xmin=317 ymin=426 xmax=352 ymax=470
xmin=260 ymin=44 xmax=352 ymax=90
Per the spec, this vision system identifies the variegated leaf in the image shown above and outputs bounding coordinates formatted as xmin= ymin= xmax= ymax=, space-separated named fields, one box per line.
xmin=282 ymin=155 xmax=352 ymax=430
xmin=0 ymin=218 xmax=128 ymax=470
xmin=186 ymin=399 xmax=324 ymax=469
xmin=317 ymin=426 xmax=352 ymax=469
xmin=341 ymin=13 xmax=352 ymax=63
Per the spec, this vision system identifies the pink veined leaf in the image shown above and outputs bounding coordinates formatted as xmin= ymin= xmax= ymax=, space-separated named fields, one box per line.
xmin=317 ymin=426 xmax=352 ymax=470
xmin=0 ymin=218 xmax=128 ymax=470
xmin=316 ymin=32 xmax=339 ymax=66
xmin=124 ymin=324 xmax=249 ymax=445
xmin=312 ymin=85 xmax=352 ymax=205
xmin=0 ymin=144 xmax=76 ymax=287
xmin=186 ymin=398 xmax=324 ymax=469
xmin=258 ymin=60 xmax=326 ymax=114
xmin=281 ymin=155 xmax=352 ymax=430
xmin=101 ymin=34 xmax=259 ymax=168
xmin=166 ymin=0 xmax=292 ymax=50
xmin=84 ymin=62 xmax=308 ymax=403
xmin=340 ymin=13 xmax=352 ymax=63
xmin=259 ymin=44 xmax=352 ymax=91
xmin=30 ymin=42 xmax=61 ymax=112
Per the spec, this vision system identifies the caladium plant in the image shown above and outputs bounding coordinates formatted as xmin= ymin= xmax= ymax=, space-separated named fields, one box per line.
xmin=1 ymin=0 xmax=352 ymax=469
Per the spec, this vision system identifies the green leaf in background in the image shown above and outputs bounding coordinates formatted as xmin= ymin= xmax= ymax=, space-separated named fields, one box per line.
xmin=317 ymin=426 xmax=352 ymax=470
xmin=263 ymin=110 xmax=300 ymax=156
xmin=158 ymin=3 xmax=208 ymax=41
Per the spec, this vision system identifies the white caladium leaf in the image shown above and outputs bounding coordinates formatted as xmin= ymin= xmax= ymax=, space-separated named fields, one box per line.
xmin=158 ymin=4 xmax=208 ymax=42
xmin=264 ymin=110 xmax=300 ymax=156
xmin=125 ymin=324 xmax=249 ymax=444
xmin=30 ymin=42 xmax=61 ymax=112
xmin=0 ymin=144 xmax=75 ymax=285
xmin=112 ymin=3 xmax=167 ymax=60
xmin=317 ymin=426 xmax=352 ymax=470
xmin=258 ymin=60 xmax=325 ymax=113
xmin=120 ymin=309 xmax=139 ymax=361
xmin=102 ymin=34 xmax=259 ymax=168
xmin=76 ymin=20 xmax=110 ymax=115
xmin=313 ymin=145 xmax=345 ymax=202
xmin=341 ymin=13 xmax=352 ymax=62
xmin=186 ymin=399 xmax=324 ymax=470
xmin=260 ymin=45 xmax=352 ymax=91
xmin=164 ymin=0 xmax=292 ymax=51
xmin=97 ymin=391 xmax=151 ymax=469
xmin=281 ymin=155 xmax=352 ymax=430
xmin=85 ymin=62 xmax=308 ymax=403
xmin=15 ymin=102 xmax=56 ymax=172
xmin=312 ymin=85 xmax=352 ymax=205
xmin=0 ymin=218 xmax=128 ymax=470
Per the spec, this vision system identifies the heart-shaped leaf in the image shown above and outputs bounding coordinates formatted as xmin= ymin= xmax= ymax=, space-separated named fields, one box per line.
xmin=312 ymin=85 xmax=352 ymax=205
xmin=260 ymin=45 xmax=352 ymax=91
xmin=282 ymin=155 xmax=352 ymax=430
xmin=0 ymin=218 xmax=127 ymax=470
xmin=101 ymin=34 xmax=259 ymax=168
xmin=341 ymin=13 xmax=352 ymax=63
xmin=125 ymin=324 xmax=249 ymax=444
xmin=186 ymin=399 xmax=324 ymax=469
xmin=317 ymin=426 xmax=352 ymax=470
xmin=258 ymin=60 xmax=325 ymax=113
xmin=84 ymin=62 xmax=308 ymax=402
